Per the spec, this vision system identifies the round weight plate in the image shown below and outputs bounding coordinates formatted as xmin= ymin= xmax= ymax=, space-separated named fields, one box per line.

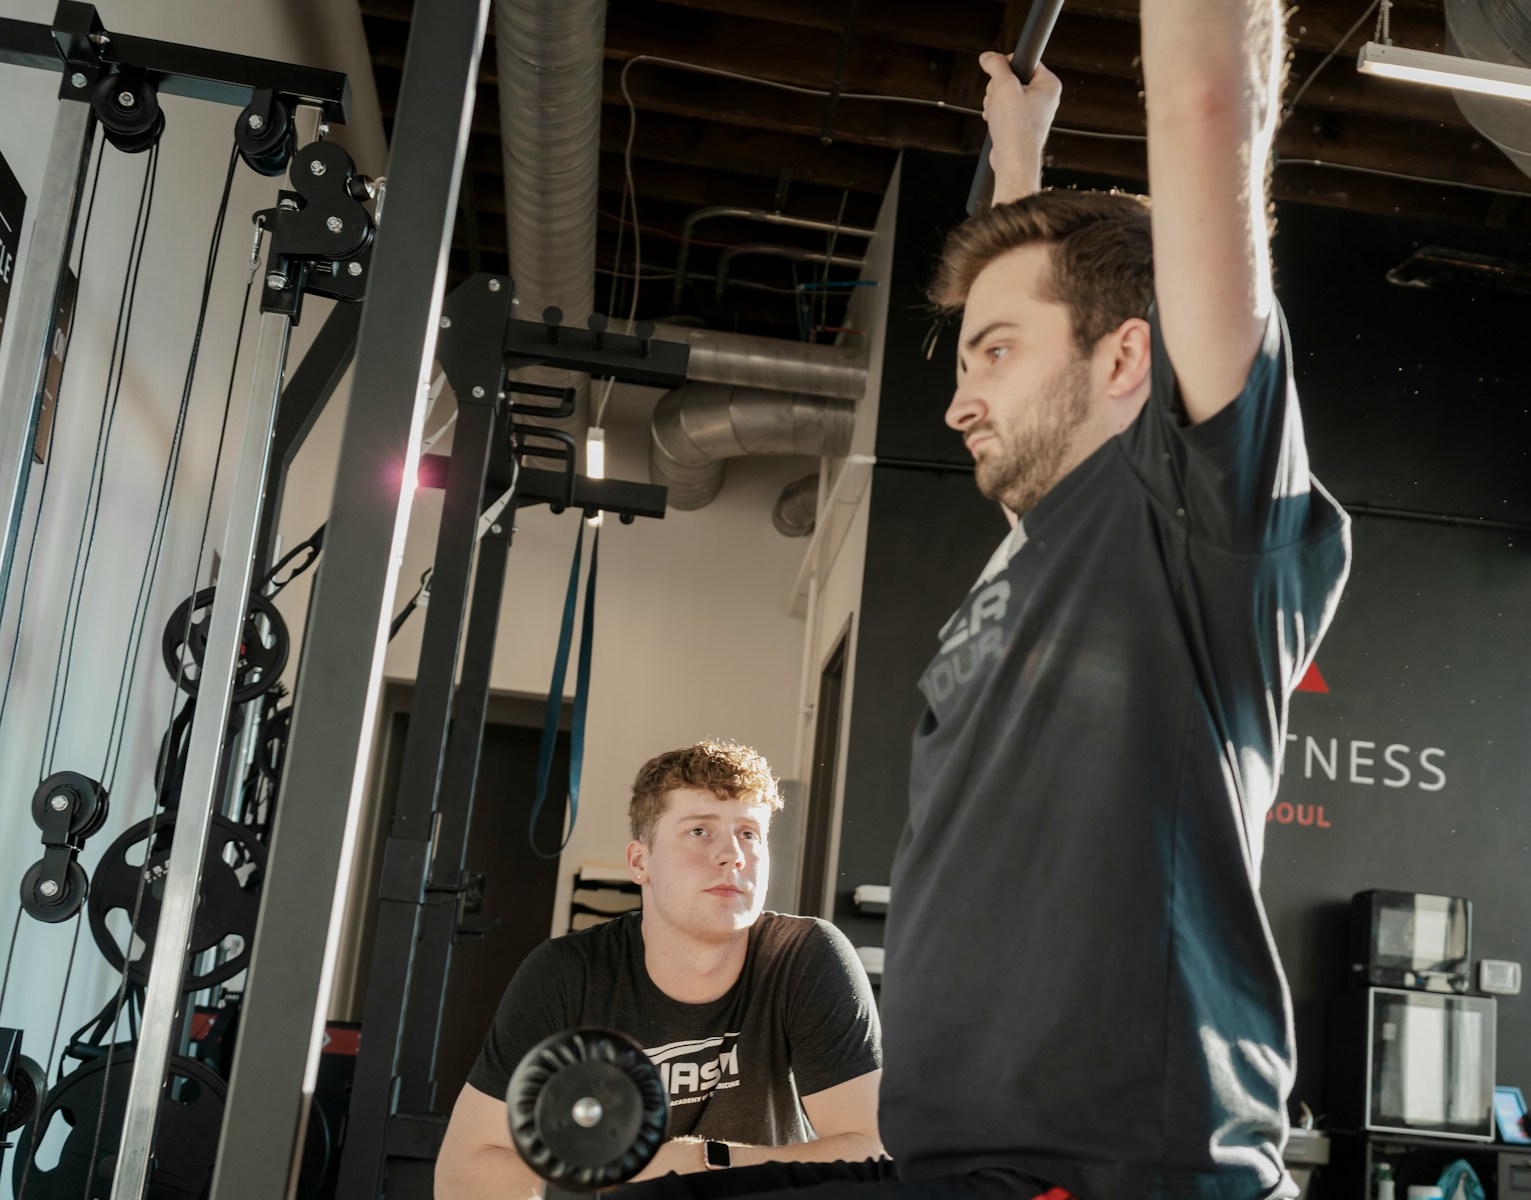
xmin=161 ymin=587 xmax=289 ymax=706
xmin=3 ymin=1054 xmax=45 ymax=1134
xmin=31 ymin=771 xmax=109 ymax=841
xmin=19 ymin=860 xmax=88 ymax=924
xmin=10 ymin=1051 xmax=223 ymax=1200
xmin=88 ymin=812 xmax=266 ymax=992
xmin=507 ymin=1028 xmax=667 ymax=1192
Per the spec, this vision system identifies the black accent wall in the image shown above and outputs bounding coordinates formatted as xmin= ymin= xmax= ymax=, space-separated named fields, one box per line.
xmin=834 ymin=148 xmax=1531 ymax=1116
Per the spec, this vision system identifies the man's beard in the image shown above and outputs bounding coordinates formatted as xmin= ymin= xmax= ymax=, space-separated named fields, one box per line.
xmin=972 ymin=357 xmax=1093 ymax=515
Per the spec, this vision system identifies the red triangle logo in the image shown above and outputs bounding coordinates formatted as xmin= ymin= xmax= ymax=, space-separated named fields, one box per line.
xmin=1296 ymin=661 xmax=1329 ymax=694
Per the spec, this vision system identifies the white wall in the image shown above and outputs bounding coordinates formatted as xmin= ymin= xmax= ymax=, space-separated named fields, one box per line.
xmin=368 ymin=377 xmax=819 ymax=940
xmin=790 ymin=159 xmax=899 ymax=914
xmin=0 ymin=6 xmax=382 ymax=1190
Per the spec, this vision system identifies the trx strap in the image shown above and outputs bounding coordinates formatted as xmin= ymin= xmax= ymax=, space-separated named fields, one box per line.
xmin=529 ymin=522 xmax=600 ymax=858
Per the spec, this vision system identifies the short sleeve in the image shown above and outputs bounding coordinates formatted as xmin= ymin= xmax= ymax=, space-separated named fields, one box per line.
xmin=1119 ymin=302 xmax=1320 ymax=551
xmin=784 ymin=920 xmax=883 ymax=1098
xmin=465 ymin=939 xmax=578 ymax=1100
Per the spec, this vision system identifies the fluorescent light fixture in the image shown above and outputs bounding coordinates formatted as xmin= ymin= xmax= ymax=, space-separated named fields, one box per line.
xmin=1357 ymin=41 xmax=1531 ymax=103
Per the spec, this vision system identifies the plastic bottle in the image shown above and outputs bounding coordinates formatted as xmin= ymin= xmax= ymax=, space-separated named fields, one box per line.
xmin=1375 ymin=1163 xmax=1396 ymax=1200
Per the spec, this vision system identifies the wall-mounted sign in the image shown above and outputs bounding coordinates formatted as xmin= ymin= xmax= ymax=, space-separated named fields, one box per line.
xmin=0 ymin=146 xmax=26 ymax=362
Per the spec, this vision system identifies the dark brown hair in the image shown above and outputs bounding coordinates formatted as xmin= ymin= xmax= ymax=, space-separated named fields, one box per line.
xmin=629 ymin=740 xmax=782 ymax=843
xmin=929 ymin=190 xmax=1155 ymax=354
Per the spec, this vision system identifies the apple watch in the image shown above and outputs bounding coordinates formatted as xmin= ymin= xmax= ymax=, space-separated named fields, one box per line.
xmin=704 ymin=1140 xmax=731 ymax=1170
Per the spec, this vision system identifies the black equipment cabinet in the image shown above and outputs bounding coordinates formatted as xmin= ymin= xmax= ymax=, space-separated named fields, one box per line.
xmin=1322 ymin=1131 xmax=1510 ymax=1200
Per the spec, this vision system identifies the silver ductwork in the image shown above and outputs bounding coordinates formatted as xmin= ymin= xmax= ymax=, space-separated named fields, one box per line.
xmin=1446 ymin=0 xmax=1531 ymax=182
xmin=650 ymin=385 xmax=856 ymax=510
xmin=772 ymin=474 xmax=821 ymax=538
xmin=494 ymin=0 xmax=604 ymax=438
xmin=651 ymin=324 xmax=867 ymax=400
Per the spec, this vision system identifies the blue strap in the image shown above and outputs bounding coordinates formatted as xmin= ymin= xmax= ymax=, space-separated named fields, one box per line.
xmin=530 ymin=523 xmax=599 ymax=858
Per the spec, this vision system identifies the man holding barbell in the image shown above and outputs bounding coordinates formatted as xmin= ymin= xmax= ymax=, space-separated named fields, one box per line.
xmin=617 ymin=1 xmax=1348 ymax=1199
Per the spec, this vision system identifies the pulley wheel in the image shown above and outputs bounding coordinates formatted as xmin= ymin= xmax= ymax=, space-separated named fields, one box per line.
xmin=234 ymin=95 xmax=294 ymax=177
xmin=3 ymin=1054 xmax=45 ymax=1134
xmin=88 ymin=812 xmax=266 ymax=991
xmin=19 ymin=860 xmax=88 ymax=923
xmin=31 ymin=771 xmax=109 ymax=841
xmin=90 ymin=73 xmax=165 ymax=155
xmin=507 ymin=1027 xmax=668 ymax=1192
xmin=162 ymin=586 xmax=289 ymax=705
xmin=10 ymin=1051 xmax=223 ymax=1200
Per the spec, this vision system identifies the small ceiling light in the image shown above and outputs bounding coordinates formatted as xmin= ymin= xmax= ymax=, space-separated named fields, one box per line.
xmin=585 ymin=426 xmax=605 ymax=527
xmin=1357 ymin=41 xmax=1531 ymax=103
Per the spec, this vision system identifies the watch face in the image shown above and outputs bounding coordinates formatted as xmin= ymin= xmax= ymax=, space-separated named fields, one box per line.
xmin=704 ymin=1141 xmax=730 ymax=1169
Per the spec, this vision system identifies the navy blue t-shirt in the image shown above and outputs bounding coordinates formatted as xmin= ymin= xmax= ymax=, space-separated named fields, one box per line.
xmin=879 ymin=305 xmax=1350 ymax=1200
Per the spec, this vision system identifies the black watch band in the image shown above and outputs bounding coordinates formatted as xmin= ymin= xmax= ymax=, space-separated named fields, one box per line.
xmin=704 ymin=1140 xmax=731 ymax=1170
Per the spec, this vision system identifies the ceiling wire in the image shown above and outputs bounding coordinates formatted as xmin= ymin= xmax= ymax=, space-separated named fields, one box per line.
xmin=596 ymin=45 xmax=1531 ymax=330
xmin=1281 ymin=0 xmax=1383 ymax=124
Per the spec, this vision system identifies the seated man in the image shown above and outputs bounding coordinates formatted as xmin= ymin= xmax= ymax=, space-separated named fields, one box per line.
xmin=435 ymin=739 xmax=885 ymax=1200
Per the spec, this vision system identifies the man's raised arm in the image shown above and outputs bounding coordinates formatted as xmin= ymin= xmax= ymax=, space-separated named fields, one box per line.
xmin=1142 ymin=0 xmax=1284 ymax=424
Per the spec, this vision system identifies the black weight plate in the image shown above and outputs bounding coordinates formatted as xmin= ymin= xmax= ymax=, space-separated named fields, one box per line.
xmin=258 ymin=705 xmax=292 ymax=784
xmin=507 ymin=1027 xmax=667 ymax=1191
xmin=161 ymin=587 xmax=289 ymax=706
xmin=10 ymin=1052 xmax=223 ymax=1200
xmin=88 ymin=812 xmax=266 ymax=992
xmin=19 ymin=860 xmax=88 ymax=924
xmin=31 ymin=771 xmax=108 ymax=841
xmin=3 ymin=1054 xmax=44 ymax=1133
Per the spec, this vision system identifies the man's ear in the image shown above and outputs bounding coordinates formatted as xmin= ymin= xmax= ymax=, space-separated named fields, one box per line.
xmin=1103 ymin=317 xmax=1152 ymax=400
xmin=626 ymin=840 xmax=648 ymax=884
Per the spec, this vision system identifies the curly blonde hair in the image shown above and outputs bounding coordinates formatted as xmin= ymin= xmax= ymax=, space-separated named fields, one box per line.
xmin=629 ymin=740 xmax=782 ymax=844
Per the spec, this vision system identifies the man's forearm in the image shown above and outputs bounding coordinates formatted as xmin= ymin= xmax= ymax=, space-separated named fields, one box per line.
xmin=435 ymin=1145 xmax=543 ymax=1200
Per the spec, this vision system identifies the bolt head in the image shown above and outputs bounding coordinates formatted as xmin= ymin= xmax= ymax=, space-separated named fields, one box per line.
xmin=346 ymin=261 xmax=363 ymax=277
xmin=472 ymin=385 xmax=485 ymax=398
xmin=247 ymin=113 xmax=265 ymax=131
xmin=309 ymin=158 xmax=327 ymax=176
xmin=39 ymin=879 xmax=60 ymax=898
xmin=117 ymin=90 xmax=136 ymax=107
xmin=49 ymin=793 xmax=70 ymax=811
xmin=488 ymin=278 xmax=502 ymax=292
xmin=70 ymin=72 xmax=86 ymax=89
xmin=266 ymin=272 xmax=286 ymax=291
xmin=491 ymin=523 xmax=503 ymax=535
xmin=326 ymin=216 xmax=343 ymax=233
xmin=439 ymin=316 xmax=452 ymax=329
xmin=571 ymin=1097 xmax=603 ymax=1128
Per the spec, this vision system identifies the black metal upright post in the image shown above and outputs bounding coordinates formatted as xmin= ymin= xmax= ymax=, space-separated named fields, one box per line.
xmin=383 ymin=527 xmax=510 ymax=1197
xmin=210 ymin=2 xmax=492 ymax=1195
xmin=256 ymin=300 xmax=361 ymax=571
xmin=337 ymin=388 xmax=502 ymax=1199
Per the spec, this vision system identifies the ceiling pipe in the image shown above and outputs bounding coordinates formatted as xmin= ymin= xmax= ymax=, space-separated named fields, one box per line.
xmin=650 ymin=384 xmax=855 ymax=510
xmin=494 ymin=0 xmax=605 ymax=444
xmin=714 ymin=244 xmax=865 ymax=303
xmin=673 ymin=207 xmax=877 ymax=307
xmin=773 ymin=473 xmax=821 ymax=538
xmin=650 ymin=323 xmax=867 ymax=400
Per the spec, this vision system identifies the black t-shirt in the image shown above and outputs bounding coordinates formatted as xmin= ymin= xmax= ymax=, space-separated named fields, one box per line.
xmin=468 ymin=911 xmax=882 ymax=1145
xmin=879 ymin=306 xmax=1350 ymax=1200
